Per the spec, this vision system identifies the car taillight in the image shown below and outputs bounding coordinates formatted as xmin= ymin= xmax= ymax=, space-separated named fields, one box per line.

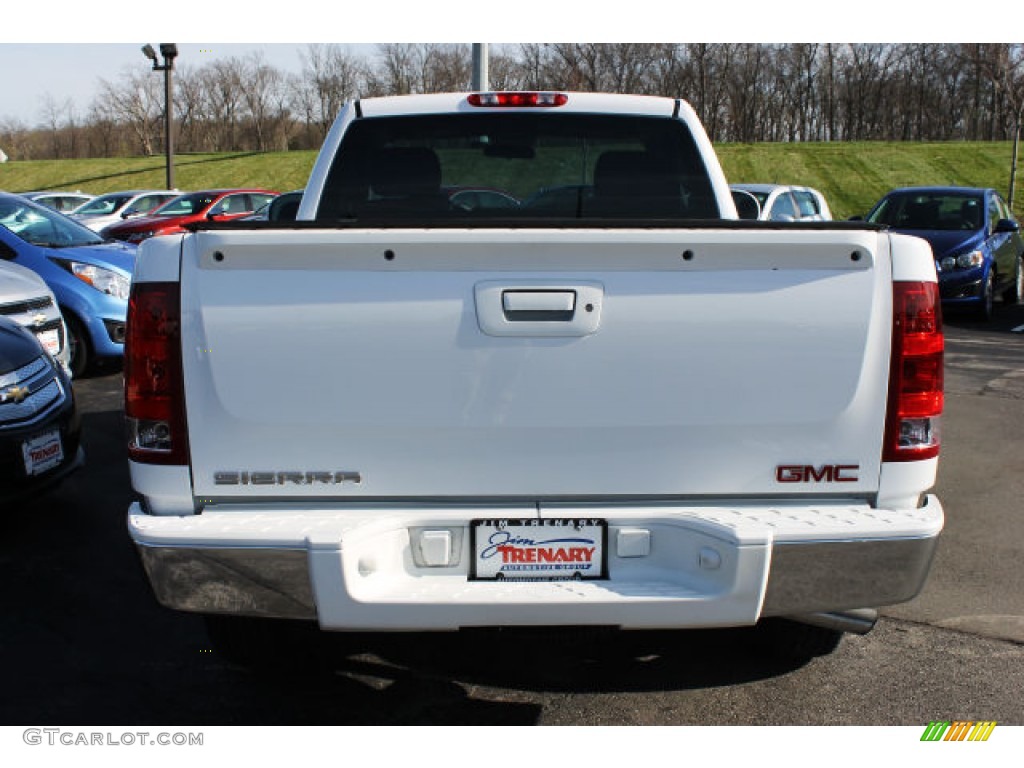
xmin=467 ymin=92 xmax=568 ymax=107
xmin=884 ymin=281 xmax=943 ymax=461
xmin=125 ymin=281 xmax=188 ymax=465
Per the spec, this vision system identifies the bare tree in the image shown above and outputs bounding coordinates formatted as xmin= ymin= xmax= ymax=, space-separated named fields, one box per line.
xmin=514 ymin=43 xmax=548 ymax=89
xmin=422 ymin=44 xmax=472 ymax=92
xmin=972 ymin=44 xmax=1024 ymax=205
xmin=205 ymin=58 xmax=246 ymax=150
xmin=39 ymin=94 xmax=73 ymax=159
xmin=723 ymin=44 xmax=770 ymax=143
xmin=839 ymin=44 xmax=906 ymax=141
xmin=173 ymin=64 xmax=209 ymax=152
xmin=293 ymin=44 xmax=365 ymax=143
xmin=287 ymin=70 xmax=318 ymax=148
xmin=774 ymin=44 xmax=820 ymax=141
xmin=236 ymin=52 xmax=284 ymax=151
xmin=368 ymin=44 xmax=471 ymax=94
xmin=84 ymin=100 xmax=121 ymax=158
xmin=266 ymin=75 xmax=296 ymax=151
xmin=597 ymin=44 xmax=663 ymax=94
xmin=487 ymin=46 xmax=529 ymax=91
xmin=681 ymin=44 xmax=733 ymax=141
xmin=373 ymin=43 xmax=420 ymax=94
xmin=95 ymin=68 xmax=162 ymax=156
xmin=548 ymin=44 xmax=604 ymax=91
xmin=0 ymin=117 xmax=32 ymax=160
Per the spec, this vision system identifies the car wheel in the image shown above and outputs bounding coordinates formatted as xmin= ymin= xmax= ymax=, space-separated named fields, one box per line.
xmin=974 ymin=270 xmax=995 ymax=321
xmin=63 ymin=313 xmax=91 ymax=378
xmin=1003 ymin=255 xmax=1024 ymax=305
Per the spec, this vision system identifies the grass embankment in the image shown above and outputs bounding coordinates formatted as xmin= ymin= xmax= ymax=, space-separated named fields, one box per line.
xmin=716 ymin=141 xmax=1018 ymax=219
xmin=1 ymin=141 xmax=1019 ymax=220
xmin=0 ymin=151 xmax=318 ymax=200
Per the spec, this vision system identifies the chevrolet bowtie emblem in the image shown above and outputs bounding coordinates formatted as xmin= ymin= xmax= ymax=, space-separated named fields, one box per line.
xmin=0 ymin=385 xmax=30 ymax=404
xmin=32 ymin=313 xmax=47 ymax=327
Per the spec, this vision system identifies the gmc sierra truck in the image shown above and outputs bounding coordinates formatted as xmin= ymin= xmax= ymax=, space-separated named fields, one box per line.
xmin=125 ymin=92 xmax=944 ymax=666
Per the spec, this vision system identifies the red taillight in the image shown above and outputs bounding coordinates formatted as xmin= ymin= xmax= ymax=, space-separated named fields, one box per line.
xmin=124 ymin=281 xmax=188 ymax=465
xmin=884 ymin=281 xmax=943 ymax=462
xmin=467 ymin=92 xmax=569 ymax=108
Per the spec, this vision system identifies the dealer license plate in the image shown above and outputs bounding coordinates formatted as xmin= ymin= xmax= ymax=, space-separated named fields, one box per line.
xmin=470 ymin=518 xmax=607 ymax=581
xmin=35 ymin=328 xmax=61 ymax=357
xmin=22 ymin=429 xmax=64 ymax=476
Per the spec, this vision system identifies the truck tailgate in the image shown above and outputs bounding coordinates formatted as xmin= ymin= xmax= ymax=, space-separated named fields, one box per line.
xmin=180 ymin=227 xmax=892 ymax=501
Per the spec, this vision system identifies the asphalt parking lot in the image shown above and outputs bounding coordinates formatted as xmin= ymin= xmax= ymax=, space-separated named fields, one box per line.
xmin=2 ymin=306 xmax=1024 ymax=728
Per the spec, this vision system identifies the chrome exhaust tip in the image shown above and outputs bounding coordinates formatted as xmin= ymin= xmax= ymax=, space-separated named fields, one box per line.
xmin=789 ymin=608 xmax=878 ymax=635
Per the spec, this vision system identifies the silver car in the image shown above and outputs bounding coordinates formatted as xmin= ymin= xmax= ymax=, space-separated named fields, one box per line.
xmin=20 ymin=191 xmax=96 ymax=214
xmin=730 ymin=183 xmax=833 ymax=222
xmin=0 ymin=260 xmax=71 ymax=376
xmin=70 ymin=189 xmax=182 ymax=232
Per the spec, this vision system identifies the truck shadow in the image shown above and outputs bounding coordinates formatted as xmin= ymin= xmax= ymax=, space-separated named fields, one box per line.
xmin=197 ymin=625 xmax=814 ymax=725
xmin=324 ymin=626 xmax=805 ymax=694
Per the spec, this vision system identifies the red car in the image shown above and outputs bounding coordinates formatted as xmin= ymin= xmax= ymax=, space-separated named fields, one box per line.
xmin=100 ymin=189 xmax=277 ymax=243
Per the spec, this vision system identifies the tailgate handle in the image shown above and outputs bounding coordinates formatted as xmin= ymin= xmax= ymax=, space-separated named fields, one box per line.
xmin=502 ymin=290 xmax=576 ymax=321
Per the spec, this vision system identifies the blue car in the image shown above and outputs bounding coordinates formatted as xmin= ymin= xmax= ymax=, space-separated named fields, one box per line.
xmin=865 ymin=186 xmax=1024 ymax=320
xmin=0 ymin=192 xmax=135 ymax=376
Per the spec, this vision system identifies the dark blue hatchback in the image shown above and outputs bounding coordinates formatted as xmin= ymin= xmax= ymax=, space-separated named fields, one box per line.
xmin=0 ymin=193 xmax=136 ymax=375
xmin=865 ymin=186 xmax=1024 ymax=320
xmin=0 ymin=316 xmax=83 ymax=501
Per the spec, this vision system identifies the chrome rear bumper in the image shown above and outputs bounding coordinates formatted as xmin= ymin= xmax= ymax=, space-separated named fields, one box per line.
xmin=130 ymin=496 xmax=942 ymax=631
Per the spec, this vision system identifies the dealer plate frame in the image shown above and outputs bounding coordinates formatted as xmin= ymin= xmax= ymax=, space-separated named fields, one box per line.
xmin=469 ymin=518 xmax=608 ymax=582
xmin=22 ymin=428 xmax=64 ymax=476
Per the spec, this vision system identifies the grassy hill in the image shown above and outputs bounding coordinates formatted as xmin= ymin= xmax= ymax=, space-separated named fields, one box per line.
xmin=717 ymin=141 xmax=1019 ymax=219
xmin=0 ymin=151 xmax=318 ymax=201
xmin=1 ymin=141 xmax=1020 ymax=220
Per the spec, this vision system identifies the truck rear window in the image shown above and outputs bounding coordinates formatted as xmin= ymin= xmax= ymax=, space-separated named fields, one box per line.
xmin=316 ymin=113 xmax=718 ymax=223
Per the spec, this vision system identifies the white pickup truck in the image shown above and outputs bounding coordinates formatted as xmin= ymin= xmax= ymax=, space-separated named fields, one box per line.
xmin=125 ymin=92 xmax=944 ymax=666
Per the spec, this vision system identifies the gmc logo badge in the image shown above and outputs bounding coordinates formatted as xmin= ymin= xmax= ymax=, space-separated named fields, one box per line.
xmin=776 ymin=464 xmax=860 ymax=483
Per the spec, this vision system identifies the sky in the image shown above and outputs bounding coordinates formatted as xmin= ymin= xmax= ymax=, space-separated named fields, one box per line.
xmin=0 ymin=44 xmax=328 ymax=124
xmin=0 ymin=3 xmax=1010 ymax=127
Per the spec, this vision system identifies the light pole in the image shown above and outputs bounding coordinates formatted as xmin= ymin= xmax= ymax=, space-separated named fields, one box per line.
xmin=142 ymin=43 xmax=178 ymax=190
xmin=471 ymin=44 xmax=489 ymax=91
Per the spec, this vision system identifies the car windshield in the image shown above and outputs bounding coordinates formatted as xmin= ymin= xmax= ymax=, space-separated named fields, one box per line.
xmin=0 ymin=197 xmax=106 ymax=247
xmin=153 ymin=192 xmax=217 ymax=216
xmin=737 ymin=190 xmax=770 ymax=207
xmin=74 ymin=194 xmax=133 ymax=216
xmin=867 ymin=192 xmax=984 ymax=231
xmin=317 ymin=113 xmax=718 ymax=221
